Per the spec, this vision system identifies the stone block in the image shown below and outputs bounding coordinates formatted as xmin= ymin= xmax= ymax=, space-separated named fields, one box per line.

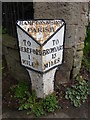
xmin=55 ymin=48 xmax=74 ymax=86
xmin=55 ymin=69 xmax=70 ymax=86
xmin=76 ymin=51 xmax=83 ymax=60
xmin=78 ymin=26 xmax=87 ymax=43
xmin=73 ymin=50 xmax=83 ymax=68
xmin=72 ymin=64 xmax=81 ymax=78
xmin=72 ymin=51 xmax=83 ymax=78
xmin=73 ymin=58 xmax=82 ymax=68
xmin=63 ymin=48 xmax=74 ymax=71
xmin=77 ymin=42 xmax=84 ymax=51
xmin=64 ymin=25 xmax=79 ymax=48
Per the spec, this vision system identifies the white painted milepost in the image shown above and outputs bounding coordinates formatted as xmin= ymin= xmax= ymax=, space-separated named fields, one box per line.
xmin=16 ymin=19 xmax=65 ymax=98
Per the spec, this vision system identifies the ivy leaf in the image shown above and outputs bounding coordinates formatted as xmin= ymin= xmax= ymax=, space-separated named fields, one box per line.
xmin=76 ymin=96 xmax=80 ymax=100
xmin=73 ymin=100 xmax=79 ymax=107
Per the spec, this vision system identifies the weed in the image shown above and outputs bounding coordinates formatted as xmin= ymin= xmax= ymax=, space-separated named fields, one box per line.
xmin=43 ymin=93 xmax=59 ymax=113
xmin=10 ymin=81 xmax=59 ymax=117
xmin=65 ymin=76 xmax=90 ymax=107
xmin=14 ymin=81 xmax=30 ymax=99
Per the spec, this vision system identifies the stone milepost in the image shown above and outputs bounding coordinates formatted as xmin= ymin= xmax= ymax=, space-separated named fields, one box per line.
xmin=16 ymin=19 xmax=65 ymax=98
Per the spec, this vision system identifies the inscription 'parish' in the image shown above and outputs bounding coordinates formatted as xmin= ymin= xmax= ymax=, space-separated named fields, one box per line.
xmin=16 ymin=20 xmax=65 ymax=73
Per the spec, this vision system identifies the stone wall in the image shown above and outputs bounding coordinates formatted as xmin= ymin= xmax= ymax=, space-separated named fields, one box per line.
xmin=3 ymin=3 xmax=88 ymax=86
xmin=33 ymin=2 xmax=88 ymax=86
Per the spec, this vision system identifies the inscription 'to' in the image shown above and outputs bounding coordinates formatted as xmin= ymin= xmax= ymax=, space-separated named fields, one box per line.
xmin=23 ymin=39 xmax=31 ymax=46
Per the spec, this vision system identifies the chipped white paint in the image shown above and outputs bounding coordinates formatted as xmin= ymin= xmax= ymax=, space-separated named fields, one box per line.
xmin=16 ymin=19 xmax=65 ymax=98
xmin=18 ymin=20 xmax=63 ymax=44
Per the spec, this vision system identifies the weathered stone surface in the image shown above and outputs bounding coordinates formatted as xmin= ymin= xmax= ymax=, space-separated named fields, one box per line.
xmin=73 ymin=58 xmax=82 ymax=68
xmin=34 ymin=3 xmax=81 ymax=25
xmin=72 ymin=64 xmax=82 ymax=78
xmin=55 ymin=69 xmax=70 ymax=86
xmin=63 ymin=48 xmax=74 ymax=71
xmin=73 ymin=50 xmax=83 ymax=68
xmin=65 ymin=25 xmax=79 ymax=48
xmin=75 ymin=51 xmax=83 ymax=61
xmin=78 ymin=26 xmax=87 ymax=43
xmin=77 ymin=42 xmax=84 ymax=51
xmin=72 ymin=50 xmax=83 ymax=78
xmin=55 ymin=48 xmax=74 ymax=86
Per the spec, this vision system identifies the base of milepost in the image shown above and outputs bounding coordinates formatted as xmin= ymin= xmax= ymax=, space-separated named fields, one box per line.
xmin=26 ymin=67 xmax=57 ymax=98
